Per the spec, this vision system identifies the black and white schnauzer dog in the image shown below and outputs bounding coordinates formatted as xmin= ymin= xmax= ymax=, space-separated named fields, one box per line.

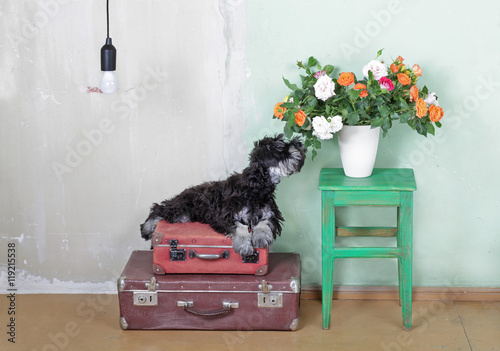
xmin=140 ymin=134 xmax=306 ymax=256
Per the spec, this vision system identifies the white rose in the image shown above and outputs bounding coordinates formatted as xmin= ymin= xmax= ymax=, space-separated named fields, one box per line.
xmin=424 ymin=92 xmax=438 ymax=106
xmin=362 ymin=60 xmax=388 ymax=81
xmin=312 ymin=116 xmax=333 ymax=140
xmin=314 ymin=75 xmax=336 ymax=102
xmin=328 ymin=115 xmax=343 ymax=134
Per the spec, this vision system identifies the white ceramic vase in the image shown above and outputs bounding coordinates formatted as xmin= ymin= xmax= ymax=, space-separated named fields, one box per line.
xmin=337 ymin=125 xmax=380 ymax=178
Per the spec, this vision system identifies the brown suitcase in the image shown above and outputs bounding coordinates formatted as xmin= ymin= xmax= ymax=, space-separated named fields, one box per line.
xmin=117 ymin=250 xmax=301 ymax=331
xmin=151 ymin=221 xmax=269 ymax=275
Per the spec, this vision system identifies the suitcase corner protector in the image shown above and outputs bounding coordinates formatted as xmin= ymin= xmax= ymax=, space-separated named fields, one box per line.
xmin=290 ymin=318 xmax=299 ymax=331
xmin=290 ymin=277 xmax=300 ymax=293
xmin=152 ymin=264 xmax=166 ymax=275
xmin=151 ymin=233 xmax=164 ymax=246
xmin=255 ymin=264 xmax=269 ymax=276
xmin=119 ymin=317 xmax=128 ymax=330
xmin=117 ymin=275 xmax=126 ymax=292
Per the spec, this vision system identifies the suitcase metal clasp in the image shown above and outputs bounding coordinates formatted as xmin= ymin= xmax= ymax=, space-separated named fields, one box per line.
xmin=169 ymin=239 xmax=187 ymax=261
xmin=133 ymin=277 xmax=159 ymax=306
xmin=242 ymin=251 xmax=259 ymax=264
xmin=258 ymin=280 xmax=283 ymax=308
xmin=258 ymin=280 xmax=272 ymax=293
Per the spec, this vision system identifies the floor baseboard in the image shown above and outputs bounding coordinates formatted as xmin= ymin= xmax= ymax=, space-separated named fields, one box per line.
xmin=301 ymin=285 xmax=500 ymax=301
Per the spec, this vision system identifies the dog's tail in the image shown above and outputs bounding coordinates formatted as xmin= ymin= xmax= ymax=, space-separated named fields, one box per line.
xmin=140 ymin=204 xmax=164 ymax=241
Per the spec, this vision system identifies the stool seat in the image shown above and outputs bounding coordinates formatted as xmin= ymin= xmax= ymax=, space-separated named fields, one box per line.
xmin=319 ymin=168 xmax=416 ymax=331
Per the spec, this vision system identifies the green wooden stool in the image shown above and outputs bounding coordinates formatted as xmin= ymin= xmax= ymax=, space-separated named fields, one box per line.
xmin=319 ymin=168 xmax=417 ymax=330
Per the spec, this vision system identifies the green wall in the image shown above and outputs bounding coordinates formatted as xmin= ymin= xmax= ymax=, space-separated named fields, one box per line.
xmin=245 ymin=0 xmax=500 ymax=287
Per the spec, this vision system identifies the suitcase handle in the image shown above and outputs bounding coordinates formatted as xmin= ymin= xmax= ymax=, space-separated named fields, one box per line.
xmin=188 ymin=249 xmax=230 ymax=260
xmin=181 ymin=301 xmax=239 ymax=317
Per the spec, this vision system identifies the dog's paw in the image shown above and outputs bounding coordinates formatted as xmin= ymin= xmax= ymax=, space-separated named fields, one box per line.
xmin=233 ymin=241 xmax=255 ymax=257
xmin=251 ymin=221 xmax=274 ymax=248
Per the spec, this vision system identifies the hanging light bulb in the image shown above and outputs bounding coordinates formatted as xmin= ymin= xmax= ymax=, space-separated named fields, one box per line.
xmin=99 ymin=0 xmax=117 ymax=94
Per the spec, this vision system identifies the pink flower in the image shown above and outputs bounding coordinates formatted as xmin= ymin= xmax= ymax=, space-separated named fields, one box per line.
xmin=379 ymin=76 xmax=395 ymax=91
xmin=313 ymin=70 xmax=326 ymax=79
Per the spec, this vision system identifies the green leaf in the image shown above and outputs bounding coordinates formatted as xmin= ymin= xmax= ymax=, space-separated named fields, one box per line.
xmin=377 ymin=105 xmax=391 ymax=117
xmin=427 ymin=122 xmax=435 ymax=136
xmin=284 ymin=126 xmax=293 ymax=138
xmin=324 ymin=64 xmax=334 ymax=76
xmin=375 ymin=48 xmax=384 ymax=59
xmin=383 ymin=117 xmax=392 ymax=130
xmin=348 ymin=89 xmax=361 ymax=101
xmin=435 ymin=121 xmax=442 ymax=128
xmin=390 ymin=112 xmax=400 ymax=120
xmin=371 ymin=117 xmax=385 ymax=128
xmin=400 ymin=112 xmax=412 ymax=123
xmin=347 ymin=111 xmax=360 ymax=125
xmin=313 ymin=138 xmax=322 ymax=150
xmin=280 ymin=102 xmax=296 ymax=109
xmin=307 ymin=56 xmax=318 ymax=67
xmin=415 ymin=119 xmax=427 ymax=136
xmin=311 ymin=149 xmax=318 ymax=160
xmin=308 ymin=97 xmax=318 ymax=108
xmin=283 ymin=109 xmax=295 ymax=120
xmin=399 ymin=99 xmax=409 ymax=110
xmin=283 ymin=77 xmax=299 ymax=91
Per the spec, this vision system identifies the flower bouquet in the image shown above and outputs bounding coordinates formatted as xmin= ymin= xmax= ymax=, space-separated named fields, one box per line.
xmin=272 ymin=49 xmax=444 ymax=158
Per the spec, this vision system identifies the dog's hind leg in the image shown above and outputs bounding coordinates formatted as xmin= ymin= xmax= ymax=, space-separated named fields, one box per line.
xmin=231 ymin=222 xmax=255 ymax=256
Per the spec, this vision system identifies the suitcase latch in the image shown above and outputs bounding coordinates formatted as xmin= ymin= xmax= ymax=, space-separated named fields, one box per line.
xmin=258 ymin=293 xmax=283 ymax=308
xmin=242 ymin=251 xmax=259 ymax=264
xmin=257 ymin=280 xmax=282 ymax=308
xmin=133 ymin=277 xmax=159 ymax=306
xmin=169 ymin=239 xmax=187 ymax=261
xmin=258 ymin=280 xmax=272 ymax=293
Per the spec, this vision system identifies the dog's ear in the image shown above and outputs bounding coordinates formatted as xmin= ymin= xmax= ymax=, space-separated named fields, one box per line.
xmin=275 ymin=133 xmax=285 ymax=141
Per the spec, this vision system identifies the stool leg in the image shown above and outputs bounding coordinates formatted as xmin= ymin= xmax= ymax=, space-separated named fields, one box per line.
xmin=322 ymin=191 xmax=335 ymax=329
xmin=399 ymin=192 xmax=413 ymax=330
xmin=396 ymin=212 xmax=402 ymax=307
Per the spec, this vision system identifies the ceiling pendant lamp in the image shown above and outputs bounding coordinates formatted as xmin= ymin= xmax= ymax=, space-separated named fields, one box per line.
xmin=99 ymin=0 xmax=117 ymax=94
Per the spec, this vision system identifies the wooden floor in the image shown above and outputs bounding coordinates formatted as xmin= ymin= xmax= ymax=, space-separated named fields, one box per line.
xmin=1 ymin=294 xmax=499 ymax=351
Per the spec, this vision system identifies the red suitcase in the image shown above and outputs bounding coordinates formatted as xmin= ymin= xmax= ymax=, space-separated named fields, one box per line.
xmin=117 ymin=250 xmax=301 ymax=331
xmin=151 ymin=221 xmax=269 ymax=275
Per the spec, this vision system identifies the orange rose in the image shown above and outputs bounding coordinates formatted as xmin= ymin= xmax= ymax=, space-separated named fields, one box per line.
xmin=360 ymin=90 xmax=368 ymax=98
xmin=354 ymin=83 xmax=366 ymax=90
xmin=338 ymin=72 xmax=355 ymax=86
xmin=416 ymin=98 xmax=428 ymax=118
xmin=390 ymin=63 xmax=399 ymax=73
xmin=395 ymin=55 xmax=404 ymax=64
xmin=412 ymin=64 xmax=422 ymax=77
xmin=273 ymin=102 xmax=286 ymax=119
xmin=410 ymin=85 xmax=418 ymax=102
xmin=294 ymin=110 xmax=306 ymax=126
xmin=397 ymin=73 xmax=411 ymax=86
xmin=429 ymin=105 xmax=444 ymax=122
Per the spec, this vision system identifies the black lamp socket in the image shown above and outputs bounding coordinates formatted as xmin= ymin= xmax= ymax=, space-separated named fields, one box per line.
xmin=100 ymin=38 xmax=116 ymax=71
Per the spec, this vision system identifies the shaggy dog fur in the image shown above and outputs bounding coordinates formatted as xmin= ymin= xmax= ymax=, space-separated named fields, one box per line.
xmin=140 ymin=134 xmax=306 ymax=256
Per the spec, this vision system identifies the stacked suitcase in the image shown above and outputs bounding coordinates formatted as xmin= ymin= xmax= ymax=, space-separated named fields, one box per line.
xmin=117 ymin=220 xmax=301 ymax=331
